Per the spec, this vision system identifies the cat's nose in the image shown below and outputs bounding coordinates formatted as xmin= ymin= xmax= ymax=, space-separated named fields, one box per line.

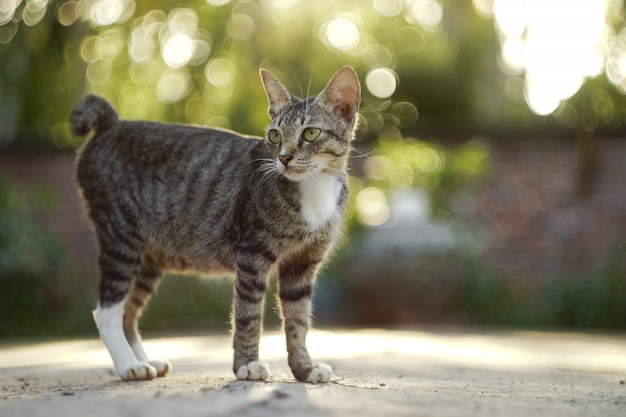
xmin=279 ymin=154 xmax=293 ymax=167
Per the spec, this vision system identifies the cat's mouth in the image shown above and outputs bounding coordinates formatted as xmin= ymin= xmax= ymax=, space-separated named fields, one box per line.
xmin=276 ymin=162 xmax=313 ymax=181
xmin=281 ymin=167 xmax=308 ymax=181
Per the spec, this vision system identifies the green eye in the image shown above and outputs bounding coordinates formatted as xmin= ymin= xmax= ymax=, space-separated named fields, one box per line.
xmin=267 ymin=129 xmax=282 ymax=144
xmin=303 ymin=127 xmax=321 ymax=142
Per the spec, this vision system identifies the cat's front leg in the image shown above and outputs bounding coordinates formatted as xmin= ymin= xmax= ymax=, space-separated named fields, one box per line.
xmin=232 ymin=250 xmax=272 ymax=380
xmin=279 ymin=259 xmax=332 ymax=384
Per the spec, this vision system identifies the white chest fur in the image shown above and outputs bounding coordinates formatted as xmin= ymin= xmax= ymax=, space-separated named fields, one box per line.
xmin=298 ymin=173 xmax=342 ymax=231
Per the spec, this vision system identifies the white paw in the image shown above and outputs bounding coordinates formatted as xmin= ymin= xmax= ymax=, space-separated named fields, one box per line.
xmin=236 ymin=361 xmax=270 ymax=380
xmin=306 ymin=363 xmax=332 ymax=384
xmin=149 ymin=360 xmax=172 ymax=377
xmin=123 ymin=363 xmax=157 ymax=381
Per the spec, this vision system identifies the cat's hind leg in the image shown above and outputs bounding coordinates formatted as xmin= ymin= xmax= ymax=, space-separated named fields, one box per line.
xmin=123 ymin=257 xmax=171 ymax=377
xmin=93 ymin=240 xmax=157 ymax=381
xmin=94 ymin=301 xmax=157 ymax=380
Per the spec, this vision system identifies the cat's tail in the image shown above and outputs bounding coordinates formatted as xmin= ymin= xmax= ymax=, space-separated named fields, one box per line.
xmin=70 ymin=94 xmax=118 ymax=136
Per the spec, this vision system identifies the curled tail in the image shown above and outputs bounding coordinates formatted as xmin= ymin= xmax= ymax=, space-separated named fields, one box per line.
xmin=70 ymin=94 xmax=118 ymax=136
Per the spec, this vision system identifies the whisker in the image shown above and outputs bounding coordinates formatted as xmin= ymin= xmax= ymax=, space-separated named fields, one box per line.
xmin=249 ymin=157 xmax=275 ymax=165
xmin=297 ymin=81 xmax=304 ymax=100
xmin=306 ymin=72 xmax=313 ymax=99
xmin=349 ymin=147 xmax=374 ymax=158
xmin=251 ymin=160 xmax=279 ymax=185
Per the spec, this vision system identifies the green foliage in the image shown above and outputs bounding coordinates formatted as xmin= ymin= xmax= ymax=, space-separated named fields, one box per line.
xmin=2 ymin=0 xmax=626 ymax=147
xmin=460 ymin=242 xmax=626 ymax=330
xmin=532 ymin=243 xmax=626 ymax=329
xmin=0 ymin=0 xmax=522 ymax=146
xmin=0 ymin=178 xmax=66 ymax=336
xmin=139 ymin=276 xmax=235 ymax=332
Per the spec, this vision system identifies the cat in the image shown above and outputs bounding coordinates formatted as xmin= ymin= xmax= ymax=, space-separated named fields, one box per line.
xmin=71 ymin=66 xmax=361 ymax=383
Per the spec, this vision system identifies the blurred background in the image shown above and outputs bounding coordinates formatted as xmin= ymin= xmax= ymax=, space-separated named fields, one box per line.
xmin=1 ymin=0 xmax=626 ymax=339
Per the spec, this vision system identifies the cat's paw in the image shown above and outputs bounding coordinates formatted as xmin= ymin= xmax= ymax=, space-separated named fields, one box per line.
xmin=235 ymin=361 xmax=270 ymax=380
xmin=149 ymin=360 xmax=172 ymax=377
xmin=306 ymin=363 xmax=332 ymax=384
xmin=123 ymin=363 xmax=158 ymax=381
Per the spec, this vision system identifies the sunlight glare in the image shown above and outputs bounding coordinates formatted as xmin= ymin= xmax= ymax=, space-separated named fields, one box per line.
xmin=494 ymin=0 xmax=525 ymax=38
xmin=606 ymin=29 xmax=626 ymax=94
xmin=495 ymin=0 xmax=608 ymax=115
xmin=472 ymin=0 xmax=494 ymax=16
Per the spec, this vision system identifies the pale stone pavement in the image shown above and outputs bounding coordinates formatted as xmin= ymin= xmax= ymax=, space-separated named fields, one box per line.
xmin=1 ymin=329 xmax=625 ymax=416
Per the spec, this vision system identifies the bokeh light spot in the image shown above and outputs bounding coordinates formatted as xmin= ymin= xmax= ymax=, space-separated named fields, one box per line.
xmin=373 ymin=0 xmax=403 ymax=17
xmin=86 ymin=60 xmax=112 ymax=86
xmin=363 ymin=44 xmax=393 ymax=68
xmin=364 ymin=155 xmax=392 ymax=181
xmin=205 ymin=58 xmax=236 ymax=87
xmin=96 ymin=29 xmax=125 ymax=61
xmin=415 ymin=148 xmax=443 ymax=175
xmin=23 ymin=0 xmax=47 ymax=26
xmin=162 ymin=34 xmax=194 ymax=69
xmin=90 ymin=0 xmax=135 ymax=27
xmin=325 ymin=17 xmax=360 ymax=51
xmin=206 ymin=0 xmax=231 ymax=6
xmin=356 ymin=187 xmax=389 ymax=227
xmin=0 ymin=22 xmax=18 ymax=44
xmin=392 ymin=101 xmax=419 ymax=127
xmin=79 ymin=36 xmax=98 ymax=63
xmin=168 ymin=8 xmax=198 ymax=36
xmin=156 ymin=71 xmax=190 ymax=103
xmin=472 ymin=0 xmax=494 ymax=16
xmin=0 ymin=0 xmax=20 ymax=25
xmin=57 ymin=1 xmax=81 ymax=26
xmin=389 ymin=163 xmax=414 ymax=188
xmin=129 ymin=58 xmax=159 ymax=86
xmin=405 ymin=0 xmax=443 ymax=29
xmin=366 ymin=68 xmax=397 ymax=99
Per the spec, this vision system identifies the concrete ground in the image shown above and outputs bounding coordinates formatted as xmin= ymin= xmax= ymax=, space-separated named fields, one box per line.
xmin=0 ymin=328 xmax=625 ymax=416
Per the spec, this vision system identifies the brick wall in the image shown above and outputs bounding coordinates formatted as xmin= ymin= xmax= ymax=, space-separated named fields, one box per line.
xmin=0 ymin=149 xmax=96 ymax=264
xmin=466 ymin=137 xmax=626 ymax=286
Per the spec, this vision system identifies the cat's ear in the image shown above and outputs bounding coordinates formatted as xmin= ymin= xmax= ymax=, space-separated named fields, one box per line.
xmin=260 ymin=69 xmax=295 ymax=119
xmin=316 ymin=66 xmax=361 ymax=125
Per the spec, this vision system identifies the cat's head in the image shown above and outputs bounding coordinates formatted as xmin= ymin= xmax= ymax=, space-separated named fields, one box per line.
xmin=260 ymin=66 xmax=361 ymax=182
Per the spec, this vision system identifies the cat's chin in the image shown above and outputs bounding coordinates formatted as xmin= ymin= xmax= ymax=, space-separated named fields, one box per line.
xmin=278 ymin=167 xmax=309 ymax=182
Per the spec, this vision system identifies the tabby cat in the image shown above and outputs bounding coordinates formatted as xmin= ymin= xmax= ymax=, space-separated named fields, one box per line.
xmin=71 ymin=66 xmax=361 ymax=383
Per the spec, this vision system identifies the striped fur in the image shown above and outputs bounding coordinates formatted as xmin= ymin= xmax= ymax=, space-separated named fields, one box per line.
xmin=72 ymin=67 xmax=361 ymax=383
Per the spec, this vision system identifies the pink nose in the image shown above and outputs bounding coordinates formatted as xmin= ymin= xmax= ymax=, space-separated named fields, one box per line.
xmin=279 ymin=154 xmax=293 ymax=167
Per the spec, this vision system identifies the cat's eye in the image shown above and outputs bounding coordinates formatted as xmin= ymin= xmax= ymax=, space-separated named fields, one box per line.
xmin=302 ymin=127 xmax=321 ymax=142
xmin=267 ymin=129 xmax=282 ymax=145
